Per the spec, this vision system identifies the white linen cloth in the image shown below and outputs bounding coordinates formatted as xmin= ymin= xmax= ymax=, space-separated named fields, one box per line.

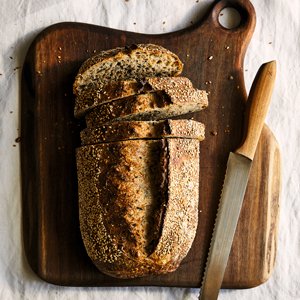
xmin=0 ymin=0 xmax=299 ymax=299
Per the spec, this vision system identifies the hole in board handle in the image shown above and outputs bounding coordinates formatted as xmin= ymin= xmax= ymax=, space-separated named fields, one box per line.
xmin=218 ymin=7 xmax=242 ymax=29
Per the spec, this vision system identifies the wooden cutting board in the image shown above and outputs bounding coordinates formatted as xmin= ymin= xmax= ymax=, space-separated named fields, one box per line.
xmin=21 ymin=0 xmax=281 ymax=288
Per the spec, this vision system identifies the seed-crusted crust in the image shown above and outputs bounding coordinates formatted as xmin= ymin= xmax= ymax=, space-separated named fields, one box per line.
xmin=85 ymin=89 xmax=208 ymax=127
xmin=74 ymin=76 xmax=194 ymax=118
xmin=73 ymin=44 xmax=184 ymax=97
xmin=75 ymin=79 xmax=143 ymax=118
xmin=80 ymin=119 xmax=205 ymax=146
xmin=150 ymin=138 xmax=199 ymax=265
xmin=76 ymin=139 xmax=200 ymax=278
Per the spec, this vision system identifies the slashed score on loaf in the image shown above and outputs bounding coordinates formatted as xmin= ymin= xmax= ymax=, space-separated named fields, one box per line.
xmin=73 ymin=43 xmax=208 ymax=279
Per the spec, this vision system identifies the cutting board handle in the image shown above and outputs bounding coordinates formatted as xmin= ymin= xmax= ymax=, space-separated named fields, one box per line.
xmin=201 ymin=0 xmax=256 ymax=34
xmin=183 ymin=0 xmax=256 ymax=96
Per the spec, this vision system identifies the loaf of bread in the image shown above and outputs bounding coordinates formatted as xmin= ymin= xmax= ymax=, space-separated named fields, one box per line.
xmin=85 ymin=89 xmax=208 ymax=127
xmin=76 ymin=138 xmax=200 ymax=278
xmin=80 ymin=119 xmax=205 ymax=145
xmin=74 ymin=76 xmax=195 ymax=118
xmin=73 ymin=44 xmax=183 ymax=97
xmin=74 ymin=43 xmax=208 ymax=279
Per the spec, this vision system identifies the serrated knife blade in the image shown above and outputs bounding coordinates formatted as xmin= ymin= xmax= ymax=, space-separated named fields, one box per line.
xmin=199 ymin=61 xmax=276 ymax=300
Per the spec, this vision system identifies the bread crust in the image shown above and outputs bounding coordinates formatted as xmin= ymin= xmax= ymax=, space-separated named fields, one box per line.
xmin=80 ymin=119 xmax=205 ymax=145
xmin=76 ymin=139 xmax=199 ymax=278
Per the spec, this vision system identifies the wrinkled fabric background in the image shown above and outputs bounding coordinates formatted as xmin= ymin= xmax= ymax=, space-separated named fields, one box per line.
xmin=0 ymin=0 xmax=299 ymax=299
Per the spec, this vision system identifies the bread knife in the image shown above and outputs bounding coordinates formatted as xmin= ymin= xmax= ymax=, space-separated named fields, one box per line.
xmin=199 ymin=61 xmax=277 ymax=300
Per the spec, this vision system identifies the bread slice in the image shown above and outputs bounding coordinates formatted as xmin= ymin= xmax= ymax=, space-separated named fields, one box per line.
xmin=73 ymin=44 xmax=183 ymax=97
xmin=76 ymin=138 xmax=200 ymax=278
xmin=75 ymin=79 xmax=142 ymax=118
xmin=85 ymin=89 xmax=208 ymax=127
xmin=80 ymin=119 xmax=205 ymax=146
xmin=74 ymin=76 xmax=194 ymax=118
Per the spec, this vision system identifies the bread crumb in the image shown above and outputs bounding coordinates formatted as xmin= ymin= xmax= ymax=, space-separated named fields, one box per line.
xmin=210 ymin=131 xmax=218 ymax=136
xmin=58 ymin=47 xmax=62 ymax=51
xmin=225 ymin=45 xmax=230 ymax=50
xmin=224 ymin=128 xmax=230 ymax=133
xmin=13 ymin=144 xmax=16 ymax=147
xmin=228 ymin=75 xmax=234 ymax=80
xmin=205 ymin=80 xmax=212 ymax=85
xmin=208 ymin=55 xmax=213 ymax=60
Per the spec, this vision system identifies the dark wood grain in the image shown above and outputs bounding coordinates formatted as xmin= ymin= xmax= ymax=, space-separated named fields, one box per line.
xmin=21 ymin=0 xmax=281 ymax=288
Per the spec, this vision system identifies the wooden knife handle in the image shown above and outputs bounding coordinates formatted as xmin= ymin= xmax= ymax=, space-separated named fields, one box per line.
xmin=235 ymin=61 xmax=276 ymax=160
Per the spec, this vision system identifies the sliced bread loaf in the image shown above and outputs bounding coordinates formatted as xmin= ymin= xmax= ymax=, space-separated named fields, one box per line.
xmin=85 ymin=89 xmax=208 ymax=127
xmin=80 ymin=119 xmax=205 ymax=146
xmin=76 ymin=138 xmax=199 ymax=278
xmin=73 ymin=44 xmax=183 ymax=97
xmin=74 ymin=76 xmax=194 ymax=118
